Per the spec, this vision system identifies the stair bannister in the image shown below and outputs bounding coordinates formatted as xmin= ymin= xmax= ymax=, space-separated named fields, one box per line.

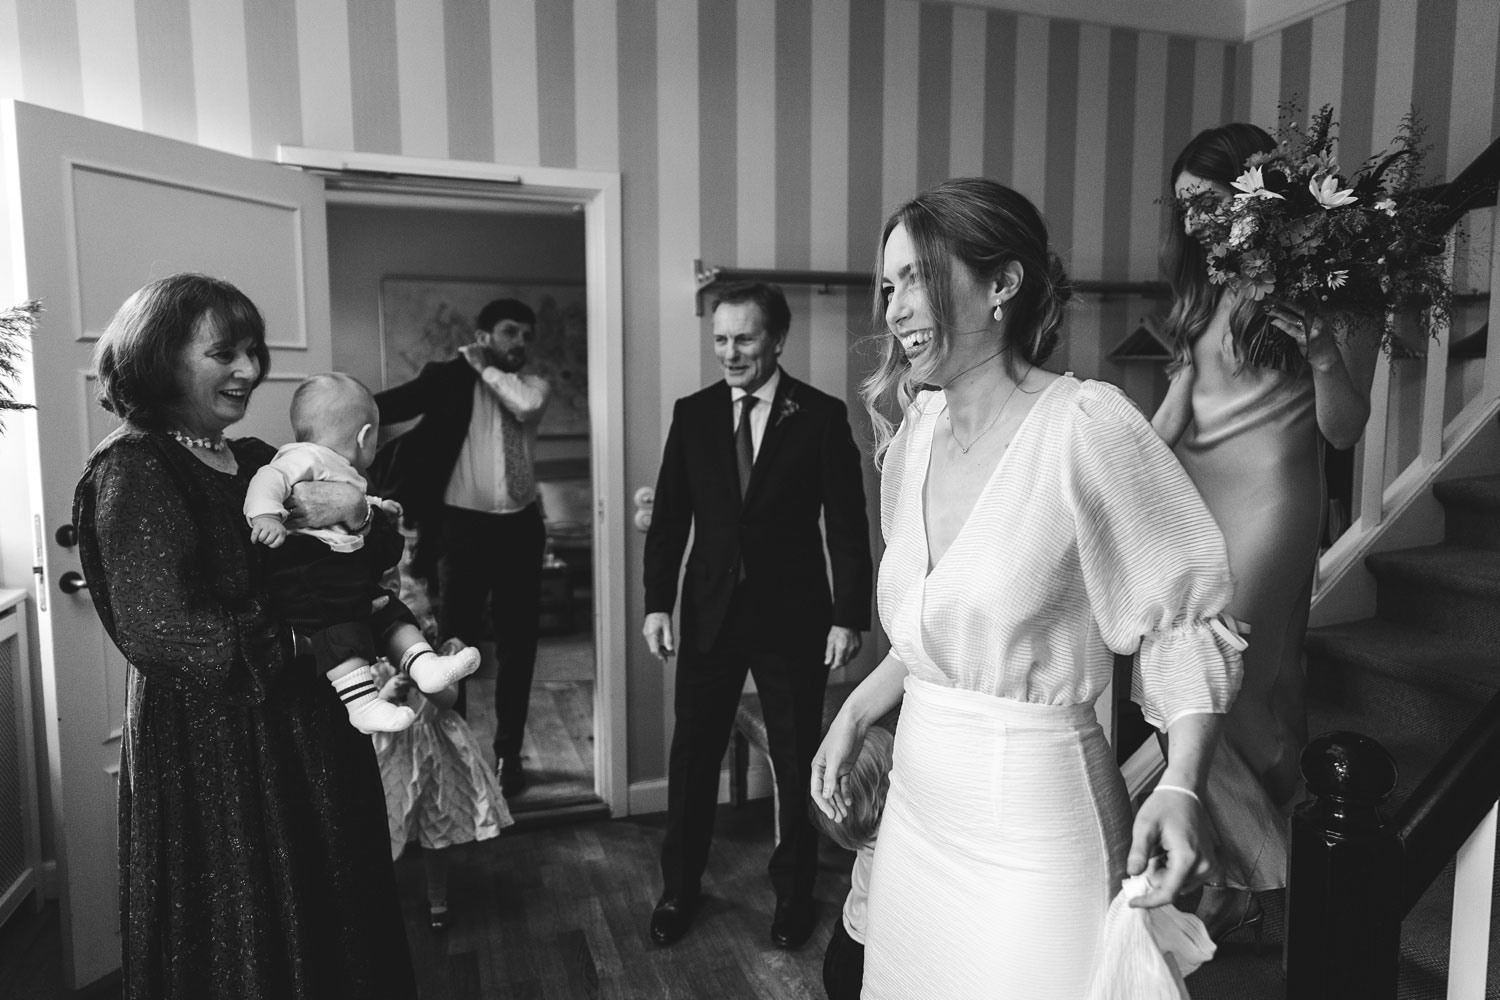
xmin=1488 ymin=200 xmax=1500 ymax=402
xmin=1445 ymin=802 xmax=1498 ymax=1000
xmin=1285 ymin=732 xmax=1402 ymax=1000
xmin=1394 ymin=689 xmax=1500 ymax=909
xmin=1317 ymin=145 xmax=1500 ymax=608
xmin=1424 ymin=134 xmax=1500 ymax=233
xmin=1286 ymin=690 xmax=1500 ymax=999
xmin=1394 ymin=689 xmax=1500 ymax=1000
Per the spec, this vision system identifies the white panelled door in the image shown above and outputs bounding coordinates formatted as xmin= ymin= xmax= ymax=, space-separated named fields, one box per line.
xmin=0 ymin=100 xmax=330 ymax=989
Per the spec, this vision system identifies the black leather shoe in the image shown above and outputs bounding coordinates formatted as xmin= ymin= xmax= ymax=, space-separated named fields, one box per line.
xmin=649 ymin=892 xmax=698 ymax=946
xmin=770 ymin=896 xmax=816 ymax=949
xmin=498 ymin=757 xmax=526 ymax=797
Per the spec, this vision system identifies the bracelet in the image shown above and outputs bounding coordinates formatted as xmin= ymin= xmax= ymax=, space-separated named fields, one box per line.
xmin=1151 ymin=783 xmax=1202 ymax=804
xmin=352 ymin=496 xmax=376 ymax=534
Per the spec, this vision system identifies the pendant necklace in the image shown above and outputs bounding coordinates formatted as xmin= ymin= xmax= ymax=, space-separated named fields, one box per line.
xmin=168 ymin=429 xmax=227 ymax=452
xmin=948 ymin=367 xmax=1031 ymax=454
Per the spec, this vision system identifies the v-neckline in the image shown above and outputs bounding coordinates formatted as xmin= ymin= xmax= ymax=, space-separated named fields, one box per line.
xmin=918 ymin=375 xmax=1068 ymax=579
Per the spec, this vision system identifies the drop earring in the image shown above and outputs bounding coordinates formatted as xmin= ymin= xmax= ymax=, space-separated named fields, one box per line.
xmin=993 ymin=302 xmax=1004 ymax=323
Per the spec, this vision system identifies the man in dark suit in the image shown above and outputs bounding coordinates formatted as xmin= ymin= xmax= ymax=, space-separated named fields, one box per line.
xmin=372 ymin=299 xmax=550 ymax=798
xmin=642 ymin=282 xmax=873 ymax=950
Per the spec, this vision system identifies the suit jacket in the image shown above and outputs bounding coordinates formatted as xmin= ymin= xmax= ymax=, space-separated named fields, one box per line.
xmin=643 ymin=371 xmax=873 ymax=653
xmin=369 ymin=357 xmax=481 ymax=578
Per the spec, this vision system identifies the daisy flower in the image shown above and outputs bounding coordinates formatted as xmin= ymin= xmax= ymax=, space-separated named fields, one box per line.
xmin=1231 ymin=166 xmax=1285 ymax=200
xmin=1310 ymin=174 xmax=1359 ymax=209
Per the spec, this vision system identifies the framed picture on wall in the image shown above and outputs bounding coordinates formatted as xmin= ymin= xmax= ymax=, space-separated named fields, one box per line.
xmin=378 ymin=276 xmax=589 ymax=437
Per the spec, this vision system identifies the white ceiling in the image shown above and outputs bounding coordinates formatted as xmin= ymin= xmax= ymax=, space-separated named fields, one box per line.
xmin=946 ymin=0 xmax=1345 ymax=43
xmin=1242 ymin=0 xmax=1348 ymax=40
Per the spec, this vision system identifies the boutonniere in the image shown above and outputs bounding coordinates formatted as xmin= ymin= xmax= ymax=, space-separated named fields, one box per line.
xmin=774 ymin=394 xmax=800 ymax=426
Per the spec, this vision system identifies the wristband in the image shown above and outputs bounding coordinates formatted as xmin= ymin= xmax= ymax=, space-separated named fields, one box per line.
xmin=1151 ymin=783 xmax=1202 ymax=804
xmin=352 ymin=496 xmax=376 ymax=534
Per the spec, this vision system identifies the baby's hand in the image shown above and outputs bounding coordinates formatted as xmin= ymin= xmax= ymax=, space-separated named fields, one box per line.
xmin=377 ymin=497 xmax=404 ymax=520
xmin=250 ymin=515 xmax=287 ymax=547
xmin=379 ymin=672 xmax=415 ymax=704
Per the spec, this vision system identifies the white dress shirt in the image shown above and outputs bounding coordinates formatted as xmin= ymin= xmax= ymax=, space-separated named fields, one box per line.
xmin=443 ymin=367 xmax=550 ymax=515
xmin=729 ymin=367 xmax=780 ymax=460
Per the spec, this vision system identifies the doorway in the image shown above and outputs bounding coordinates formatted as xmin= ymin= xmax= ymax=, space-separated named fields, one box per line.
xmin=0 ymin=103 xmax=627 ymax=988
xmin=278 ymin=145 xmax=629 ymax=821
xmin=323 ymin=191 xmax=599 ymax=819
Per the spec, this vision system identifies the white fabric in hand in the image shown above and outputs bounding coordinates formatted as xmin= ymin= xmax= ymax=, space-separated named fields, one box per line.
xmin=1085 ymin=873 xmax=1216 ymax=1000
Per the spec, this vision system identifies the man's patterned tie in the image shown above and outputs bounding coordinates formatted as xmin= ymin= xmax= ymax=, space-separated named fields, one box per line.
xmin=500 ymin=404 xmax=534 ymax=501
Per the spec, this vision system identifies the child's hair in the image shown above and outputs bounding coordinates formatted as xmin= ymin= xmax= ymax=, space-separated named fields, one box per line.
xmin=291 ymin=372 xmax=378 ymax=445
xmin=809 ymin=725 xmax=895 ymax=851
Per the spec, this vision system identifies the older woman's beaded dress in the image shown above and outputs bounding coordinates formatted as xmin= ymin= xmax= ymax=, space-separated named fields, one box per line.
xmin=74 ymin=428 xmax=417 ymax=1000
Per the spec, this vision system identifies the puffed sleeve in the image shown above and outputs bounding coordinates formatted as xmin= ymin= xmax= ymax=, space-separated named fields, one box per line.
xmin=1060 ymin=382 xmax=1244 ymax=731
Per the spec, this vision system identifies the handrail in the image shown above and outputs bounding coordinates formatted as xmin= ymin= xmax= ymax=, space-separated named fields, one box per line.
xmin=692 ymin=259 xmax=1168 ymax=315
xmin=1393 ymin=687 xmax=1500 ymax=914
xmin=1419 ymin=133 xmax=1500 ymax=233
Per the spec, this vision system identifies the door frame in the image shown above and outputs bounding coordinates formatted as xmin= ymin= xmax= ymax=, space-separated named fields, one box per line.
xmin=275 ymin=146 xmax=628 ymax=816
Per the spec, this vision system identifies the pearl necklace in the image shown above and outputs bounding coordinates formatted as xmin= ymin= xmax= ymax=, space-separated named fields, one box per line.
xmin=167 ymin=429 xmax=227 ymax=452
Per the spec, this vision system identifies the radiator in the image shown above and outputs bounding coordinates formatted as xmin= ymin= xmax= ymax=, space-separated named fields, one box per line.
xmin=0 ymin=589 xmax=41 ymax=930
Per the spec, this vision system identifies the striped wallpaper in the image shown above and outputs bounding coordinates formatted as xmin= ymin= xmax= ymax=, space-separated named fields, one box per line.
xmin=1241 ymin=0 xmax=1499 ymax=196
xmin=2 ymin=0 xmax=1498 ymax=786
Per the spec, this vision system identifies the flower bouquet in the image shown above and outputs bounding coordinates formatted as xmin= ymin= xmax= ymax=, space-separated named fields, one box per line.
xmin=1179 ymin=105 xmax=1451 ymax=351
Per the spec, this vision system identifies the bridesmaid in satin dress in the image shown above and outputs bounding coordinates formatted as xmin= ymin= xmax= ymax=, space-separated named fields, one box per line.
xmin=1152 ymin=123 xmax=1380 ymax=939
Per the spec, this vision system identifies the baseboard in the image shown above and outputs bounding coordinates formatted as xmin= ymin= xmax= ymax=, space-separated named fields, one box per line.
xmin=626 ymin=761 xmax=775 ymax=816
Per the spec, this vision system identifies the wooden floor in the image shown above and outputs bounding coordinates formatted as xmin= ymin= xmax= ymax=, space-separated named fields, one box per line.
xmin=0 ymin=800 xmax=852 ymax=999
xmin=465 ymin=630 xmax=599 ymax=817
xmin=394 ymin=539 xmax=600 ymax=815
xmin=397 ymin=801 xmax=848 ymax=999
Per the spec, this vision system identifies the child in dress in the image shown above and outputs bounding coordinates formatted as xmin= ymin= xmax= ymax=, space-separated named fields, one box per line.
xmin=809 ymin=724 xmax=894 ymax=1000
xmin=374 ymin=642 xmax=513 ymax=929
xmin=245 ymin=373 xmax=480 ymax=733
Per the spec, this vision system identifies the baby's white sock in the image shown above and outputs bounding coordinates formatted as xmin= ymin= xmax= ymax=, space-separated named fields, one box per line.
xmin=402 ymin=641 xmax=481 ymax=694
xmin=331 ymin=663 xmax=416 ymax=733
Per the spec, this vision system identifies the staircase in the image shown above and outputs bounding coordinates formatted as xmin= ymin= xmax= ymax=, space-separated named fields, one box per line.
xmin=1187 ymin=474 xmax=1500 ymax=999
xmin=1307 ymin=473 xmax=1500 ymax=999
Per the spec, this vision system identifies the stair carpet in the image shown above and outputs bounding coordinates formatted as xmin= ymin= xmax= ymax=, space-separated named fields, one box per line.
xmin=1309 ymin=474 xmax=1500 ymax=999
xmin=1187 ymin=473 xmax=1500 ymax=1000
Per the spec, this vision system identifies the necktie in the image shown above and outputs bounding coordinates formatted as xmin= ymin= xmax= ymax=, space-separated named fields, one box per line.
xmin=500 ymin=405 xmax=534 ymax=502
xmin=736 ymin=395 xmax=757 ymax=499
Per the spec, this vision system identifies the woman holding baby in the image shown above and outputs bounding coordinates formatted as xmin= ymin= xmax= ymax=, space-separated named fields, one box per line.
xmin=73 ymin=273 xmax=417 ymax=1000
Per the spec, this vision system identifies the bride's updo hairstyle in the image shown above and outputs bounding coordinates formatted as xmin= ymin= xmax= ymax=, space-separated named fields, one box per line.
xmin=1163 ymin=123 xmax=1298 ymax=372
xmin=862 ymin=177 xmax=1072 ymax=466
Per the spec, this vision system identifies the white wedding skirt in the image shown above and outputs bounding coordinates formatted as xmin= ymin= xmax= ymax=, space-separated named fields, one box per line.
xmin=862 ymin=677 xmax=1133 ymax=999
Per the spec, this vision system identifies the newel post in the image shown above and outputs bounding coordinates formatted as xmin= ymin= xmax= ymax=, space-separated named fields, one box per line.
xmin=1285 ymin=732 xmax=1402 ymax=1000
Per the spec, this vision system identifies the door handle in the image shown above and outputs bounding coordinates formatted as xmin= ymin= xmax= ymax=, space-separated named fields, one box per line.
xmin=55 ymin=523 xmax=79 ymax=547
xmin=59 ymin=571 xmax=89 ymax=594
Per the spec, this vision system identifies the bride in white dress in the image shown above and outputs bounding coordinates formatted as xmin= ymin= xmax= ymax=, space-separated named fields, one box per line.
xmin=812 ymin=178 xmax=1247 ymax=999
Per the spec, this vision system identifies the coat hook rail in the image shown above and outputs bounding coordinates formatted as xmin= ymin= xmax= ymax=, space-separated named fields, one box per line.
xmin=694 ymin=260 xmax=873 ymax=315
xmin=693 ymin=259 xmax=1170 ymax=316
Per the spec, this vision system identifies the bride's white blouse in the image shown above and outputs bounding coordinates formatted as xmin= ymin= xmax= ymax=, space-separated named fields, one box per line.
xmin=878 ymin=376 xmax=1244 ymax=730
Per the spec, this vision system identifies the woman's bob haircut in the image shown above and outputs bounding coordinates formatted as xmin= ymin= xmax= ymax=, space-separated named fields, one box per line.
xmin=93 ymin=273 xmax=269 ymax=429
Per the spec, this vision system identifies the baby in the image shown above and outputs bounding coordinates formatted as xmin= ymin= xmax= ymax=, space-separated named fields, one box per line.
xmin=245 ymin=373 xmax=480 ymax=733
xmin=809 ymin=724 xmax=895 ymax=1000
